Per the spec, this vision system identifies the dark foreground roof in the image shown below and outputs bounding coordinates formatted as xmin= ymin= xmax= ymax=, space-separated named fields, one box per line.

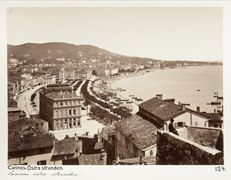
xmin=53 ymin=137 xmax=82 ymax=156
xmin=9 ymin=133 xmax=55 ymax=153
xmin=78 ymin=153 xmax=107 ymax=165
xmin=115 ymin=114 xmax=157 ymax=150
xmin=139 ymin=97 xmax=185 ymax=121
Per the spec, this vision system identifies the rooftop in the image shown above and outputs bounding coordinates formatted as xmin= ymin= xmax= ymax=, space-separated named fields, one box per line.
xmin=139 ymin=97 xmax=185 ymax=121
xmin=78 ymin=153 xmax=107 ymax=165
xmin=185 ymin=126 xmax=223 ymax=151
xmin=115 ymin=114 xmax=158 ymax=150
xmin=8 ymin=132 xmax=55 ymax=153
xmin=8 ymin=118 xmax=47 ymax=132
xmin=204 ymin=113 xmax=223 ymax=122
xmin=43 ymin=84 xmax=73 ymax=93
xmin=8 ymin=107 xmax=23 ymax=112
xmin=53 ymin=137 xmax=82 ymax=156
xmin=45 ymin=90 xmax=80 ymax=100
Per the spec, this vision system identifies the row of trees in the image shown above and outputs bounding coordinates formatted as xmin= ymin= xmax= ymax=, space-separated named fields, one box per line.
xmin=73 ymin=80 xmax=83 ymax=91
xmin=81 ymin=80 xmax=132 ymax=119
xmin=89 ymin=105 xmax=119 ymax=125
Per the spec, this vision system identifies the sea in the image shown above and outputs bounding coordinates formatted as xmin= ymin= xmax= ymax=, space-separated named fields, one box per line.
xmin=111 ymin=66 xmax=223 ymax=113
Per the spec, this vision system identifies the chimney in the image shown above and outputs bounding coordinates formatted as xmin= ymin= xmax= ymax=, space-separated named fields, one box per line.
xmin=196 ymin=106 xmax=200 ymax=112
xmin=86 ymin=131 xmax=89 ymax=136
xmin=74 ymin=133 xmax=78 ymax=140
xmin=181 ymin=104 xmax=186 ymax=110
xmin=164 ymin=98 xmax=175 ymax=104
xmin=156 ymin=94 xmax=163 ymax=100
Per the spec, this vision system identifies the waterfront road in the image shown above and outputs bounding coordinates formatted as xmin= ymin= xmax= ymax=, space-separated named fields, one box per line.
xmin=17 ymin=85 xmax=44 ymax=118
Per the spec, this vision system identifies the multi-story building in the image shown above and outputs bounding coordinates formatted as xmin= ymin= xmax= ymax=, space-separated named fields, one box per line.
xmin=8 ymin=107 xmax=26 ymax=122
xmin=39 ymin=84 xmax=82 ymax=131
xmin=115 ymin=114 xmax=158 ymax=161
xmin=138 ymin=94 xmax=211 ymax=130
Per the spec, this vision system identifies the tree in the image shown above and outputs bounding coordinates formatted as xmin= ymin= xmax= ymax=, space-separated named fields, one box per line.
xmin=92 ymin=70 xmax=97 ymax=76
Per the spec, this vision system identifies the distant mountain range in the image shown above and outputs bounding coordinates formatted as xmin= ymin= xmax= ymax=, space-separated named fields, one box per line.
xmin=7 ymin=42 xmax=158 ymax=65
xmin=8 ymin=42 xmax=221 ymax=66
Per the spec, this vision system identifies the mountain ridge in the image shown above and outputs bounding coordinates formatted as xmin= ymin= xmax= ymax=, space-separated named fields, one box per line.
xmin=8 ymin=42 xmax=157 ymax=65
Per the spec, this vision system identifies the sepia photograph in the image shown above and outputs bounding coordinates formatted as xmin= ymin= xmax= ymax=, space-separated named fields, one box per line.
xmin=6 ymin=6 xmax=224 ymax=167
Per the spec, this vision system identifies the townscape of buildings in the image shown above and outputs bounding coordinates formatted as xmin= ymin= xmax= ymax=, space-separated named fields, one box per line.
xmin=8 ymin=43 xmax=223 ymax=165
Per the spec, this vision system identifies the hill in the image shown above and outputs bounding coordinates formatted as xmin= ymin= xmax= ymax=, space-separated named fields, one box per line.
xmin=7 ymin=42 xmax=157 ymax=65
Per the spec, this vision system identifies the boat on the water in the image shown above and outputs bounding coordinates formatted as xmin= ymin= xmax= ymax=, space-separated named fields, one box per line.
xmin=211 ymin=101 xmax=221 ymax=105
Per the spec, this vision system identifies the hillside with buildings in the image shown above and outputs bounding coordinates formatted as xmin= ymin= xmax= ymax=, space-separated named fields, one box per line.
xmin=8 ymin=42 xmax=221 ymax=66
xmin=8 ymin=42 xmax=159 ymax=65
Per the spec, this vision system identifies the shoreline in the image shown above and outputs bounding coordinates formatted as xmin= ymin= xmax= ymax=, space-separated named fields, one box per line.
xmin=103 ymin=65 xmax=223 ymax=113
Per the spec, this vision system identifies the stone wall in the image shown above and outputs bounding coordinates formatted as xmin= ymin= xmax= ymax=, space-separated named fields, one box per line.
xmin=156 ymin=131 xmax=224 ymax=165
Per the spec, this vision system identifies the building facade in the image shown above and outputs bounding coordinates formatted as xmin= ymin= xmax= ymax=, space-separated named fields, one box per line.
xmin=115 ymin=114 xmax=157 ymax=161
xmin=39 ymin=84 xmax=82 ymax=131
xmin=138 ymin=94 xmax=211 ymax=131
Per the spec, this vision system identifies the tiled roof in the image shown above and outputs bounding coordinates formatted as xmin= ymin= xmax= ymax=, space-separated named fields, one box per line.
xmin=45 ymin=91 xmax=80 ymax=100
xmin=78 ymin=153 xmax=107 ymax=165
xmin=8 ymin=132 xmax=55 ymax=152
xmin=8 ymin=99 xmax=18 ymax=108
xmin=46 ymin=86 xmax=72 ymax=93
xmin=53 ymin=138 xmax=82 ymax=156
xmin=8 ymin=107 xmax=23 ymax=112
xmin=204 ymin=113 xmax=222 ymax=122
xmin=115 ymin=114 xmax=157 ymax=150
xmin=186 ymin=126 xmax=223 ymax=151
xmin=139 ymin=97 xmax=185 ymax=121
xmin=8 ymin=118 xmax=47 ymax=132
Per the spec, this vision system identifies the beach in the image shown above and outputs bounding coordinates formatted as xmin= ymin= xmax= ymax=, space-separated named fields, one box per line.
xmin=110 ymin=66 xmax=223 ymax=113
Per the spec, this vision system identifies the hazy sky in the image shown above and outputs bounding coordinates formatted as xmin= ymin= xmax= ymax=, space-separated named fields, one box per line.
xmin=7 ymin=7 xmax=222 ymax=61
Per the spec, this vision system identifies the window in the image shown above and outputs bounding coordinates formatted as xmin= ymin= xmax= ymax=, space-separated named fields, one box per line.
xmin=69 ymin=109 xmax=72 ymax=116
xmin=41 ymin=123 xmax=44 ymax=126
xmin=65 ymin=109 xmax=68 ymax=117
xmin=60 ymin=102 xmax=63 ymax=106
xmin=55 ymin=110 xmax=58 ymax=118
xmin=73 ymin=109 xmax=76 ymax=115
xmin=177 ymin=122 xmax=185 ymax=128
xmin=60 ymin=110 xmax=63 ymax=117
xmin=150 ymin=150 xmax=153 ymax=156
xmin=126 ymin=138 xmax=129 ymax=149
xmin=134 ymin=145 xmax=138 ymax=157
xmin=65 ymin=101 xmax=68 ymax=106
xmin=77 ymin=120 xmax=81 ymax=126
xmin=37 ymin=160 xmax=46 ymax=165
xmin=77 ymin=108 xmax=80 ymax=115
xmin=214 ymin=124 xmax=218 ymax=128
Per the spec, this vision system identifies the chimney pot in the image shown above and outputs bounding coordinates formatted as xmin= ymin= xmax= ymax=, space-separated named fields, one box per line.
xmin=196 ymin=106 xmax=200 ymax=112
xmin=156 ymin=94 xmax=163 ymax=100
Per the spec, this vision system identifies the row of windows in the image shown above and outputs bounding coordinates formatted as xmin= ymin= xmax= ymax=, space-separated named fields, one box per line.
xmin=54 ymin=108 xmax=81 ymax=118
xmin=54 ymin=100 xmax=80 ymax=107
xmin=55 ymin=118 xmax=81 ymax=129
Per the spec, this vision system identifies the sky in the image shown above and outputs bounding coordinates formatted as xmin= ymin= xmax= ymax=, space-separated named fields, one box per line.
xmin=7 ymin=7 xmax=222 ymax=61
